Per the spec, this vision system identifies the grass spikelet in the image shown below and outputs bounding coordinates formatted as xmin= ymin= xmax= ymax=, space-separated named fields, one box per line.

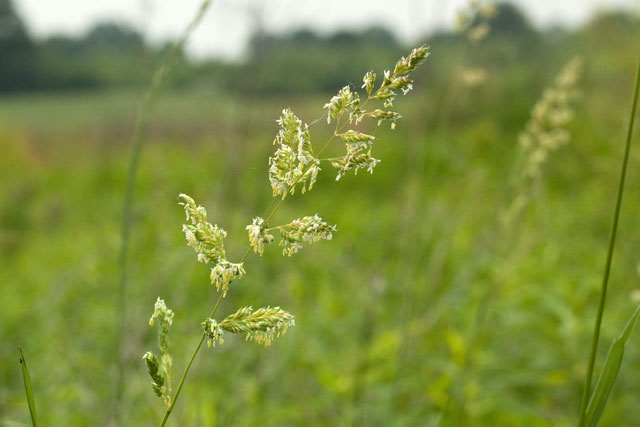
xmin=220 ymin=306 xmax=295 ymax=346
xmin=144 ymin=298 xmax=175 ymax=407
xmin=275 ymin=214 xmax=337 ymax=256
xmin=202 ymin=318 xmax=224 ymax=347
xmin=246 ymin=217 xmax=275 ymax=256
xmin=178 ymin=193 xmax=227 ymax=264
xmin=209 ymin=259 xmax=245 ymax=296
xmin=269 ymin=109 xmax=320 ymax=198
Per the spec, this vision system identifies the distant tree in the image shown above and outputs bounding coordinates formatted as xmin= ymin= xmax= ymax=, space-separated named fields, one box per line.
xmin=0 ymin=0 xmax=36 ymax=92
xmin=290 ymin=29 xmax=319 ymax=45
xmin=485 ymin=3 xmax=535 ymax=38
xmin=84 ymin=22 xmax=145 ymax=53
xmin=327 ymin=30 xmax=360 ymax=46
xmin=360 ymin=26 xmax=397 ymax=47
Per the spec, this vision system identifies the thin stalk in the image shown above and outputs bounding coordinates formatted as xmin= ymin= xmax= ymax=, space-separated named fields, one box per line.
xmin=115 ymin=0 xmax=213 ymax=422
xmin=578 ymin=55 xmax=640 ymax=426
xmin=160 ymin=292 xmax=224 ymax=427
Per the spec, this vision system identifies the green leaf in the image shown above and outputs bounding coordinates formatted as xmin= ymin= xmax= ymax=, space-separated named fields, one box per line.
xmin=18 ymin=346 xmax=39 ymax=427
xmin=585 ymin=305 xmax=640 ymax=427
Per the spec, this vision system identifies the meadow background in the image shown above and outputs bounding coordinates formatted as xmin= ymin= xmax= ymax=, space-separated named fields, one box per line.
xmin=2 ymin=1 xmax=640 ymax=425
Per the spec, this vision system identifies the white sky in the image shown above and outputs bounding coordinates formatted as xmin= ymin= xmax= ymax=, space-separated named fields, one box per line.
xmin=13 ymin=0 xmax=640 ymax=60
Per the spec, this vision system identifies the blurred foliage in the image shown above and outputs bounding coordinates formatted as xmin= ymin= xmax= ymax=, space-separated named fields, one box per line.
xmin=2 ymin=1 xmax=640 ymax=426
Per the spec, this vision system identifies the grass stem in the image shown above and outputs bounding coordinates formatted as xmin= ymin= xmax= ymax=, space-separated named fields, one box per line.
xmin=577 ymin=55 xmax=640 ymax=426
xmin=115 ymin=0 xmax=213 ymax=423
xmin=18 ymin=346 xmax=38 ymax=427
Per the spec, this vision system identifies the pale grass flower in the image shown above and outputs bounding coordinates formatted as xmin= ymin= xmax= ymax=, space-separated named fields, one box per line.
xmin=246 ymin=217 xmax=274 ymax=256
xmin=178 ymin=193 xmax=227 ymax=264
xmin=144 ymin=298 xmax=175 ymax=407
xmin=519 ymin=56 xmax=582 ymax=179
xmin=324 ymin=86 xmax=362 ymax=124
xmin=268 ymin=109 xmax=320 ymax=198
xmin=219 ymin=306 xmax=295 ymax=346
xmin=202 ymin=318 xmax=224 ymax=347
xmin=210 ymin=259 xmax=246 ymax=297
xmin=277 ymin=214 xmax=337 ymax=256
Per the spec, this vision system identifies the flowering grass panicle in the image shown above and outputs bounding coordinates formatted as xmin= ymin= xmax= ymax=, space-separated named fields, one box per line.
xmin=333 ymin=130 xmax=377 ymax=180
xmin=371 ymin=45 xmax=429 ymax=110
xmin=143 ymin=45 xmax=429 ymax=424
xmin=203 ymin=307 xmax=295 ymax=347
xmin=179 ymin=193 xmax=245 ymax=295
xmin=209 ymin=259 xmax=245 ymax=296
xmin=142 ymin=352 xmax=165 ymax=398
xmin=219 ymin=306 xmax=295 ymax=346
xmin=144 ymin=298 xmax=175 ymax=407
xmin=202 ymin=318 xmax=224 ymax=347
xmin=178 ymin=193 xmax=227 ymax=264
xmin=269 ymin=109 xmax=320 ymax=198
xmin=324 ymin=86 xmax=362 ymax=124
xmin=503 ymin=56 xmax=582 ymax=226
xmin=519 ymin=56 xmax=582 ymax=180
xmin=276 ymin=214 xmax=337 ymax=256
xmin=246 ymin=217 xmax=274 ymax=256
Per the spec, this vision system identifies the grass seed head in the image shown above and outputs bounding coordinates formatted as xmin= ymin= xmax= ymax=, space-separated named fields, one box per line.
xmin=210 ymin=259 xmax=245 ymax=297
xmin=179 ymin=193 xmax=227 ymax=264
xmin=220 ymin=306 xmax=295 ymax=346
xmin=277 ymin=214 xmax=337 ymax=256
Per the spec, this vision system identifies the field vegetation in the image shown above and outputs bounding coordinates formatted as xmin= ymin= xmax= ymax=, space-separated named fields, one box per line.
xmin=2 ymin=2 xmax=640 ymax=425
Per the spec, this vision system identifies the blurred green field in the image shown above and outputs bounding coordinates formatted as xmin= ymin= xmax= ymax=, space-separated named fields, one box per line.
xmin=3 ymin=17 xmax=640 ymax=426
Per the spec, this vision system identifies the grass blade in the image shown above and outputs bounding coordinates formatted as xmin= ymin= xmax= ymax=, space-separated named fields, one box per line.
xmin=18 ymin=346 xmax=39 ymax=427
xmin=578 ymin=55 xmax=640 ymax=426
xmin=584 ymin=305 xmax=640 ymax=427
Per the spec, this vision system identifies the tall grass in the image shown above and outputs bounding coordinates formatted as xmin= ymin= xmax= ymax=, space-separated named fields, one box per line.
xmin=5 ymin=5 xmax=640 ymax=426
xmin=115 ymin=0 xmax=213 ymax=422
xmin=578 ymin=54 xmax=640 ymax=427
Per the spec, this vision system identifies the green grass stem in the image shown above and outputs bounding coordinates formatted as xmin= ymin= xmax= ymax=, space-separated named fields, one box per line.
xmin=18 ymin=346 xmax=38 ymax=427
xmin=115 ymin=0 xmax=213 ymax=423
xmin=577 ymin=55 xmax=640 ymax=426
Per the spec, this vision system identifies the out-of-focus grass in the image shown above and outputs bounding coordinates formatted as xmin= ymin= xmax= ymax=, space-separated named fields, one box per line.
xmin=2 ymin=44 xmax=640 ymax=426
